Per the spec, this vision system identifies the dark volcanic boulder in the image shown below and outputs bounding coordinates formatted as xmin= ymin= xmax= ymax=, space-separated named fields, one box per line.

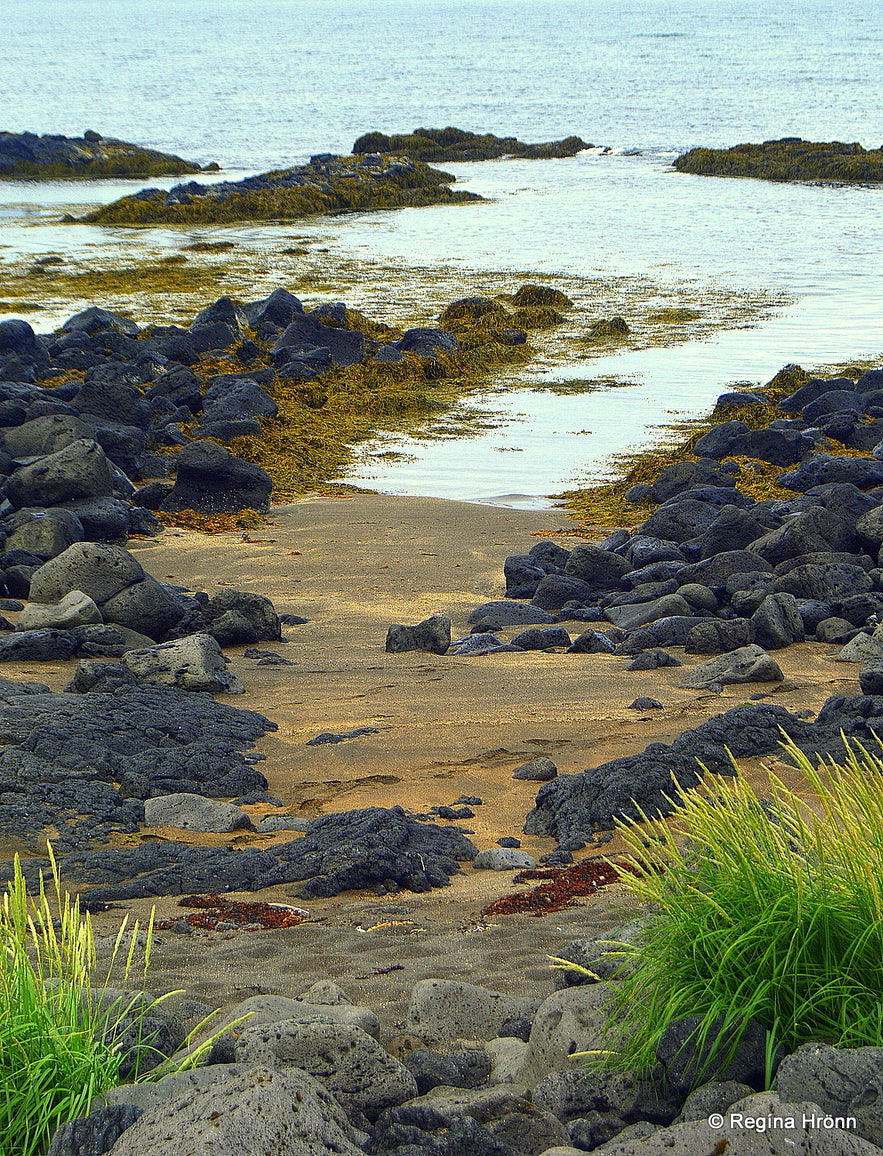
xmin=751 ymin=593 xmax=805 ymax=648
xmin=101 ymin=577 xmax=185 ymax=640
xmin=0 ymin=414 xmax=94 ymax=458
xmin=65 ymin=806 xmax=476 ymax=901
xmin=639 ymin=501 xmax=721 ymax=543
xmin=397 ymin=328 xmax=459 ymax=359
xmin=775 ymin=562 xmax=873 ymax=602
xmin=681 ymin=645 xmax=784 ymax=690
xmin=563 ymin=545 xmax=632 ymax=588
xmin=524 ymin=748 xmax=703 ymax=842
xmin=386 ymin=615 xmax=451 ymax=654
xmin=778 ymin=453 xmax=883 ymax=492
xmin=504 ymin=555 xmax=548 ymax=598
xmin=689 ymin=506 xmax=767 ymax=558
xmin=531 ymin=574 xmax=594 ymax=611
xmin=161 ymin=442 xmax=272 ymax=513
xmin=647 ymin=459 xmax=736 ymax=502
xmin=683 ymin=618 xmax=755 ymax=655
xmin=4 ymin=439 xmax=115 ymax=508
xmin=272 ymin=313 xmax=366 ymax=368
xmin=0 ymin=318 xmax=40 ymax=359
xmin=750 ymin=505 xmax=858 ymax=564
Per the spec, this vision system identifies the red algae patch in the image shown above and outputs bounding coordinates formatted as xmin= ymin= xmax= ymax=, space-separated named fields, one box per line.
xmin=154 ymin=893 xmax=306 ymax=931
xmin=480 ymin=859 xmax=624 ymax=918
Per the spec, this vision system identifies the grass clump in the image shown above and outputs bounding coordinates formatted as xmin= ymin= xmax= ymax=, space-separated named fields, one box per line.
xmin=674 ymin=138 xmax=883 ymax=184
xmin=596 ymin=736 xmax=883 ymax=1087
xmin=0 ymin=848 xmax=233 ymax=1154
xmin=0 ymin=850 xmax=166 ymax=1154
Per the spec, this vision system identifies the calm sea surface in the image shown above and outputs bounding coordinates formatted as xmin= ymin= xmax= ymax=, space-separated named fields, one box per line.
xmin=3 ymin=0 xmax=882 ymax=504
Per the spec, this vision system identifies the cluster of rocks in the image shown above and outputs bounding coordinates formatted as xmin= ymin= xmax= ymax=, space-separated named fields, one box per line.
xmin=352 ymin=126 xmax=592 ymax=163
xmin=50 ymin=928 xmax=883 ymax=1155
xmin=0 ymin=130 xmax=206 ymax=179
xmin=84 ymin=153 xmax=482 ymax=225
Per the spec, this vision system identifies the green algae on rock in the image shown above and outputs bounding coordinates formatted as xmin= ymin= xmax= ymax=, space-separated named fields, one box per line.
xmin=0 ymin=130 xmax=205 ymax=180
xmin=352 ymin=126 xmax=591 ymax=163
xmin=82 ymin=154 xmax=482 ymax=226
xmin=673 ymin=138 xmax=883 ymax=184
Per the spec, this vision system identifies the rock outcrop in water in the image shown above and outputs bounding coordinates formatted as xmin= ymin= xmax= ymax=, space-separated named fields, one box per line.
xmin=0 ymin=130 xmax=206 ymax=180
xmin=674 ymin=137 xmax=883 ymax=183
xmin=352 ymin=126 xmax=592 ymax=162
xmin=83 ymin=153 xmax=482 ymax=225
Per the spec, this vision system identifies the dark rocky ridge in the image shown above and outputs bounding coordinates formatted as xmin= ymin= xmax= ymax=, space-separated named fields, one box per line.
xmin=0 ymin=130 xmax=206 ymax=180
xmin=352 ymin=126 xmax=592 ymax=162
xmin=674 ymin=137 xmax=883 ymax=183
xmin=83 ymin=154 xmax=482 ymax=226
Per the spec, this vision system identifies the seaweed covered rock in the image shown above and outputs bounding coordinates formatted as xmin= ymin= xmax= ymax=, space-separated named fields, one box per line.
xmin=352 ymin=126 xmax=591 ymax=162
xmin=673 ymin=137 xmax=883 ymax=183
xmin=0 ymin=130 xmax=203 ymax=180
xmin=85 ymin=154 xmax=482 ymax=226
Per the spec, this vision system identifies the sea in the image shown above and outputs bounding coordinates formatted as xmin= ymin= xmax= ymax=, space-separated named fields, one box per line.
xmin=2 ymin=0 xmax=882 ymax=506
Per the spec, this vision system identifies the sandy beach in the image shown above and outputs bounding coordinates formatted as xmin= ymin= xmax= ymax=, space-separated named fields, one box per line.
xmin=1 ymin=491 xmax=843 ymax=1032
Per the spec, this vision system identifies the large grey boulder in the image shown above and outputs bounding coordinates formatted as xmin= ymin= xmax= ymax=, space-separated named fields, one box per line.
xmin=122 ymin=633 xmax=243 ymax=693
xmin=776 ymin=1043 xmax=883 ymax=1147
xmin=585 ymin=1090 xmax=879 ymax=1154
xmin=406 ymin=979 xmax=541 ymax=1047
xmin=0 ymin=414 xmax=94 ymax=459
xmin=605 ymin=594 xmax=693 ymax=630
xmin=5 ymin=508 xmax=85 ymax=559
xmin=17 ymin=590 xmax=101 ymax=631
xmin=473 ymin=848 xmax=537 ymax=871
xmin=28 ymin=542 xmax=144 ymax=605
xmin=4 ymin=439 xmax=114 ymax=508
xmin=682 ymin=644 xmax=784 ymax=689
xmin=385 ymin=614 xmax=451 ymax=654
xmin=234 ymin=1020 xmax=417 ymax=1120
xmin=468 ymin=601 xmax=555 ymax=629
xmin=101 ymin=576 xmax=185 ymax=640
xmin=518 ymin=985 xmax=610 ymax=1085
xmin=751 ymin=592 xmax=806 ymax=649
xmin=143 ymin=793 xmax=254 ymax=833
xmin=105 ymin=1066 xmax=365 ymax=1156
xmin=213 ymin=993 xmax=380 ymax=1046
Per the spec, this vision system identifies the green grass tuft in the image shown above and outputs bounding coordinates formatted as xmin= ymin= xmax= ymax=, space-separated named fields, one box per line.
xmin=0 ymin=849 xmax=224 ymax=1155
xmin=593 ymin=736 xmax=883 ymax=1088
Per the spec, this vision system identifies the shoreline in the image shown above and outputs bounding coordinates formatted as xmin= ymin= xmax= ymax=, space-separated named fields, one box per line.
xmin=0 ymin=488 xmax=857 ymax=1019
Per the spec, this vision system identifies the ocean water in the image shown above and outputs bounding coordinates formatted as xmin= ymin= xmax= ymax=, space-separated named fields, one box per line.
xmin=3 ymin=0 xmax=883 ymax=504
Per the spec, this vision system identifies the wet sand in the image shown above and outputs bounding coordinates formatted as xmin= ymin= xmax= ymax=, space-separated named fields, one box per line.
xmin=2 ymin=492 xmax=862 ymax=1028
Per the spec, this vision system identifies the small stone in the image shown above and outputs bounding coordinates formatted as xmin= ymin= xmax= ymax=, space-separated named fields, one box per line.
xmin=628 ymin=697 xmax=663 ymax=710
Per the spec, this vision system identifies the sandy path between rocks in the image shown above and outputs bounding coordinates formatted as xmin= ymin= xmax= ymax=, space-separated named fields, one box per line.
xmin=0 ymin=493 xmax=862 ymax=1029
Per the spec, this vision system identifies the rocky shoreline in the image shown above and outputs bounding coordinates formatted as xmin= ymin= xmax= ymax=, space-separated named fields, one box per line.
xmin=4 ymin=287 xmax=883 ymax=1151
